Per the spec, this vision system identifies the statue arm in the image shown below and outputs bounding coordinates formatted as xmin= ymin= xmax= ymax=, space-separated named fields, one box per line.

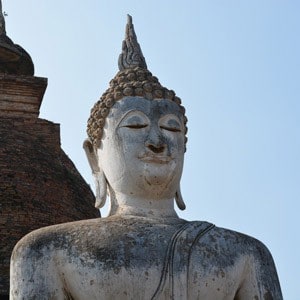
xmin=10 ymin=231 xmax=65 ymax=299
xmin=234 ymin=240 xmax=283 ymax=300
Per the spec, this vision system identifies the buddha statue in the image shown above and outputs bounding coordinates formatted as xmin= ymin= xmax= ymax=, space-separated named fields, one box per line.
xmin=10 ymin=16 xmax=282 ymax=299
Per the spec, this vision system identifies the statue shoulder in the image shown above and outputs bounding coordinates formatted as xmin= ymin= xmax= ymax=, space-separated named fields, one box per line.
xmin=190 ymin=224 xmax=282 ymax=299
xmin=10 ymin=217 xmax=121 ymax=298
xmin=195 ymin=224 xmax=276 ymax=266
xmin=11 ymin=218 xmax=106 ymax=259
xmin=207 ymin=225 xmax=273 ymax=257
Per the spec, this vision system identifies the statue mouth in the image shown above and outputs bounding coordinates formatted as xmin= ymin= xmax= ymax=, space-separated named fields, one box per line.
xmin=138 ymin=155 xmax=172 ymax=164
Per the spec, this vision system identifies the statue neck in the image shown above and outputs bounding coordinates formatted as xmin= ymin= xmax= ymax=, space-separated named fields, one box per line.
xmin=108 ymin=191 xmax=179 ymax=220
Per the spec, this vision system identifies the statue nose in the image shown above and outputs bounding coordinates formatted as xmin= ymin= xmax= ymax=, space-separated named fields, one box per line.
xmin=146 ymin=143 xmax=165 ymax=154
xmin=145 ymin=126 xmax=167 ymax=154
xmin=145 ymin=135 xmax=166 ymax=154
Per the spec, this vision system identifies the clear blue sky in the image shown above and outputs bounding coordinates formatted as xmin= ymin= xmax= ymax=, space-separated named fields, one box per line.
xmin=5 ymin=1 xmax=300 ymax=298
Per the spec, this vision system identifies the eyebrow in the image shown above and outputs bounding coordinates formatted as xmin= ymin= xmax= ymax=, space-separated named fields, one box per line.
xmin=116 ymin=109 xmax=148 ymax=127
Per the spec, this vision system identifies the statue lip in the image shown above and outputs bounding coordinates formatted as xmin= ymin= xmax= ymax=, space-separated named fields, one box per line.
xmin=138 ymin=154 xmax=172 ymax=164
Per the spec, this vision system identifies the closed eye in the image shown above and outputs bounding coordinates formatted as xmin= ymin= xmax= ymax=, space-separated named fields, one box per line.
xmin=160 ymin=125 xmax=181 ymax=132
xmin=123 ymin=124 xmax=148 ymax=129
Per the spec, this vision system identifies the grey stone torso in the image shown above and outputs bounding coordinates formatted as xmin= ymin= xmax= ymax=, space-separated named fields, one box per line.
xmin=11 ymin=216 xmax=282 ymax=300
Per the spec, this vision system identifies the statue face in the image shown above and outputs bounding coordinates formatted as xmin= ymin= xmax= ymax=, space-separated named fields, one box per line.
xmin=97 ymin=96 xmax=185 ymax=200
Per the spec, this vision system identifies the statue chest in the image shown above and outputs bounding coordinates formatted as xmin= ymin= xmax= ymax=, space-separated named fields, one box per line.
xmin=60 ymin=235 xmax=170 ymax=299
xmin=57 ymin=223 xmax=241 ymax=299
xmin=59 ymin=246 xmax=240 ymax=300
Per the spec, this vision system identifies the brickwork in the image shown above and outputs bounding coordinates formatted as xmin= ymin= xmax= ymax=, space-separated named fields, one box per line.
xmin=0 ymin=74 xmax=47 ymax=118
xmin=0 ymin=76 xmax=98 ymax=296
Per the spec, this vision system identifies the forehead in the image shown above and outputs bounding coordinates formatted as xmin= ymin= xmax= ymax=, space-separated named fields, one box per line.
xmin=108 ymin=96 xmax=183 ymax=121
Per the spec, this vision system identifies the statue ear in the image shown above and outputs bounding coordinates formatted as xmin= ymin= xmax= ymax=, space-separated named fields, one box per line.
xmin=83 ymin=138 xmax=100 ymax=174
xmin=93 ymin=170 xmax=107 ymax=208
xmin=175 ymin=184 xmax=186 ymax=210
xmin=83 ymin=139 xmax=107 ymax=208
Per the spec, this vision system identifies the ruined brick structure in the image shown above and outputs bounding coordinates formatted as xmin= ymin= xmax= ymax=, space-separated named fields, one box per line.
xmin=0 ymin=4 xmax=98 ymax=298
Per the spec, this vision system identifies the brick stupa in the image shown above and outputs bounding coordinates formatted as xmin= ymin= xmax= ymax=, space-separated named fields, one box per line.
xmin=0 ymin=3 xmax=98 ymax=297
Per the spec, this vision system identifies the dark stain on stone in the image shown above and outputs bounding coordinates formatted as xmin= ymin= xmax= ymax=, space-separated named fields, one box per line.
xmin=63 ymin=287 xmax=74 ymax=300
xmin=264 ymin=290 xmax=273 ymax=300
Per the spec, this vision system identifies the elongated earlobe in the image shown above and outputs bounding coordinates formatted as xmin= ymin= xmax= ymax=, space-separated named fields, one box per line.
xmin=83 ymin=138 xmax=107 ymax=208
xmin=94 ymin=170 xmax=107 ymax=208
xmin=175 ymin=185 xmax=186 ymax=210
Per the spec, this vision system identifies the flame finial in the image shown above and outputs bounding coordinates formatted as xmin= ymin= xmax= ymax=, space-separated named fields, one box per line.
xmin=118 ymin=15 xmax=147 ymax=71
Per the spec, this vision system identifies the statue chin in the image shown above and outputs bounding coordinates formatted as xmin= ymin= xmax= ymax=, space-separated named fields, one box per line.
xmin=139 ymin=161 xmax=181 ymax=194
xmin=142 ymin=161 xmax=178 ymax=187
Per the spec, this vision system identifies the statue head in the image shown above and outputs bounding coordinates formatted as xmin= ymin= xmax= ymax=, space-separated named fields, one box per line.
xmin=84 ymin=15 xmax=187 ymax=215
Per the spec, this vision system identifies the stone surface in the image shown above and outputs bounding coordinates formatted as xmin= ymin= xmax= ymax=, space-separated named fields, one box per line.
xmin=10 ymin=16 xmax=282 ymax=299
xmin=10 ymin=216 xmax=281 ymax=299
